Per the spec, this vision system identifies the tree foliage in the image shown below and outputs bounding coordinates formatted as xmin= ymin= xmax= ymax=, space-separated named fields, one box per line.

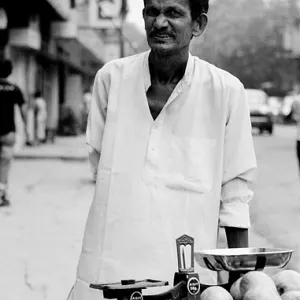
xmin=191 ymin=0 xmax=299 ymax=95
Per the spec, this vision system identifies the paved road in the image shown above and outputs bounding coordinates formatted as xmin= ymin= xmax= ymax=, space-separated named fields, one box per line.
xmin=1 ymin=124 xmax=300 ymax=299
xmin=250 ymin=125 xmax=300 ymax=271
xmin=0 ymin=160 xmax=94 ymax=300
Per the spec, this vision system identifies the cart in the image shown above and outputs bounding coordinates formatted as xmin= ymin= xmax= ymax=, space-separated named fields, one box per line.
xmin=89 ymin=234 xmax=294 ymax=300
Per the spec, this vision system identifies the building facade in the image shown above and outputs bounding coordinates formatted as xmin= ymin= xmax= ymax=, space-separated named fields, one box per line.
xmin=77 ymin=0 xmax=137 ymax=61
xmin=0 ymin=0 xmax=106 ymax=147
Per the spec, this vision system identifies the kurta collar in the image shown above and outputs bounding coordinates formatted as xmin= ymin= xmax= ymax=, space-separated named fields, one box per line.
xmin=143 ymin=50 xmax=194 ymax=92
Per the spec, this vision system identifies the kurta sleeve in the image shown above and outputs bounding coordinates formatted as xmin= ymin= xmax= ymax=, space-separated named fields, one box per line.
xmin=219 ymin=80 xmax=257 ymax=229
xmin=86 ymin=69 xmax=108 ymax=180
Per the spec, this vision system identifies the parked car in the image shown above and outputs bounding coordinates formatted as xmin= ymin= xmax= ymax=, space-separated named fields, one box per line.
xmin=245 ymin=89 xmax=274 ymax=135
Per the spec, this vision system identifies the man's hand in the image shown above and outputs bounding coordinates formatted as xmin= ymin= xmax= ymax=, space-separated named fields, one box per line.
xmin=225 ymin=227 xmax=249 ymax=283
xmin=225 ymin=227 xmax=249 ymax=248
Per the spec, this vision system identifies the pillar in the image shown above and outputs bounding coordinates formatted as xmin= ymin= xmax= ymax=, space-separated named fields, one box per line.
xmin=64 ymin=72 xmax=83 ymax=133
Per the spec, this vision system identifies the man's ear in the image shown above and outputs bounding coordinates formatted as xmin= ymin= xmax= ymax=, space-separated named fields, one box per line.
xmin=192 ymin=13 xmax=208 ymax=37
xmin=142 ymin=8 xmax=145 ymax=19
xmin=142 ymin=8 xmax=147 ymax=30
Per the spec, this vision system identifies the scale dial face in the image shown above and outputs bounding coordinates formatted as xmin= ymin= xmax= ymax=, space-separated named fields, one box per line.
xmin=187 ymin=277 xmax=200 ymax=295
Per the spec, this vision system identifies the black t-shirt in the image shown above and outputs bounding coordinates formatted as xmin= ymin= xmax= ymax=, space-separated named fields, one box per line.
xmin=0 ymin=80 xmax=25 ymax=136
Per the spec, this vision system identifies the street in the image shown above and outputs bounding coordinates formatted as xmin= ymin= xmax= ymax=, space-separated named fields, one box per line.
xmin=1 ymin=124 xmax=300 ymax=300
xmin=0 ymin=159 xmax=94 ymax=300
xmin=250 ymin=125 xmax=300 ymax=271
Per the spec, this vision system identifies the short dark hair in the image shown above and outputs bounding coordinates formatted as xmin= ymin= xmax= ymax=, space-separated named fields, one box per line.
xmin=0 ymin=59 xmax=12 ymax=78
xmin=34 ymin=90 xmax=42 ymax=98
xmin=189 ymin=0 xmax=209 ymax=20
xmin=143 ymin=0 xmax=209 ymax=20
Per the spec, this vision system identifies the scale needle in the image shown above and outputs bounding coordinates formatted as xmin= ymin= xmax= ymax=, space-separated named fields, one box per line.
xmin=182 ymin=247 xmax=186 ymax=269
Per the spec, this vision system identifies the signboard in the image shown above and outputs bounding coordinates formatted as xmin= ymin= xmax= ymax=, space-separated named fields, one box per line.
xmin=98 ymin=0 xmax=123 ymax=19
xmin=90 ymin=0 xmax=125 ymax=28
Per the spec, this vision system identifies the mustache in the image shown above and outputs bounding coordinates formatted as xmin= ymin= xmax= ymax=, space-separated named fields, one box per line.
xmin=149 ymin=29 xmax=175 ymax=38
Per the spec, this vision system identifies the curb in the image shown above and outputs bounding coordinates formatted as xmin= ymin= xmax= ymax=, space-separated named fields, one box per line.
xmin=14 ymin=154 xmax=88 ymax=162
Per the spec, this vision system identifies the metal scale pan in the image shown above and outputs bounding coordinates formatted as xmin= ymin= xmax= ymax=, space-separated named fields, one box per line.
xmin=194 ymin=247 xmax=294 ymax=272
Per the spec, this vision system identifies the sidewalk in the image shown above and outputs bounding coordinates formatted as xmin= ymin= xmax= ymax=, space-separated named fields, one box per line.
xmin=14 ymin=135 xmax=88 ymax=161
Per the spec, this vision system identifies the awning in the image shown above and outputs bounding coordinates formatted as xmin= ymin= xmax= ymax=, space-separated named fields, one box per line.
xmin=44 ymin=0 xmax=69 ymax=21
xmin=56 ymin=29 xmax=106 ymax=76
xmin=2 ymin=0 xmax=68 ymax=22
xmin=77 ymin=28 xmax=106 ymax=63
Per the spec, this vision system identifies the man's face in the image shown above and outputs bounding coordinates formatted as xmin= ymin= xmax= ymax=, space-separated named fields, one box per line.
xmin=143 ymin=0 xmax=196 ymax=54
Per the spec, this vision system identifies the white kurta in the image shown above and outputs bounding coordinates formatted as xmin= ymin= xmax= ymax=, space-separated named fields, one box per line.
xmin=68 ymin=51 xmax=257 ymax=300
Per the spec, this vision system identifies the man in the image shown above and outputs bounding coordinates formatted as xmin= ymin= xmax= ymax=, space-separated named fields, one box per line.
xmin=291 ymin=86 xmax=300 ymax=176
xmin=0 ymin=59 xmax=27 ymax=206
xmin=68 ymin=0 xmax=257 ymax=299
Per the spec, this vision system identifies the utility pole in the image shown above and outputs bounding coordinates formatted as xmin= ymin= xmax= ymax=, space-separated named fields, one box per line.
xmin=119 ymin=18 xmax=125 ymax=58
xmin=119 ymin=0 xmax=127 ymax=58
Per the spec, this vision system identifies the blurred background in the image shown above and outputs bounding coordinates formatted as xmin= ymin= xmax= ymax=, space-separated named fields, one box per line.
xmin=1 ymin=0 xmax=300 ymax=299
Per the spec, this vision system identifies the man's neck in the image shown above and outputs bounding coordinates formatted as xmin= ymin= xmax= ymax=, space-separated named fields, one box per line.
xmin=148 ymin=49 xmax=189 ymax=85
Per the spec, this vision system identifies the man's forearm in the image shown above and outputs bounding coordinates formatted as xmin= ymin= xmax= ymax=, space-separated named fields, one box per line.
xmin=225 ymin=227 xmax=249 ymax=248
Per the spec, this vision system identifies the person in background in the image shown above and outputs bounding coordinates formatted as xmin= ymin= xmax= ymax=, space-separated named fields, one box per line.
xmin=33 ymin=90 xmax=47 ymax=144
xmin=68 ymin=0 xmax=257 ymax=299
xmin=291 ymin=86 xmax=300 ymax=176
xmin=0 ymin=59 xmax=28 ymax=207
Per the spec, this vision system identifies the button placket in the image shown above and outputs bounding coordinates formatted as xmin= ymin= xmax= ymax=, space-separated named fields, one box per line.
xmin=147 ymin=122 xmax=162 ymax=165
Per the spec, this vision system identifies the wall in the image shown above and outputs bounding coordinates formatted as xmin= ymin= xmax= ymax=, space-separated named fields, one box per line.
xmin=44 ymin=65 xmax=59 ymax=131
xmin=64 ymin=73 xmax=83 ymax=118
xmin=51 ymin=9 xmax=78 ymax=39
